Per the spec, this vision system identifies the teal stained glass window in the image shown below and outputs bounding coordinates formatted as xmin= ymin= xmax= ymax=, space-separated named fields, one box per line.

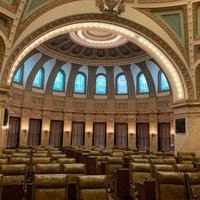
xmin=13 ymin=68 xmax=22 ymax=83
xmin=117 ymin=74 xmax=128 ymax=94
xmin=138 ymin=73 xmax=149 ymax=93
xmin=74 ymin=73 xmax=85 ymax=93
xmin=33 ymin=68 xmax=43 ymax=88
xmin=53 ymin=71 xmax=64 ymax=91
xmin=160 ymin=72 xmax=169 ymax=91
xmin=96 ymin=75 xmax=106 ymax=94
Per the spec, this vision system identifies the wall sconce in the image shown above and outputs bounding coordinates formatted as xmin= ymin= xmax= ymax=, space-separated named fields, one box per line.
xmin=171 ymin=133 xmax=175 ymax=143
xmin=87 ymin=131 xmax=91 ymax=137
xmin=2 ymin=125 xmax=9 ymax=135
xmin=130 ymin=132 xmax=134 ymax=139
xmin=65 ymin=131 xmax=70 ymax=136
xmin=2 ymin=125 xmax=9 ymax=130
xmin=22 ymin=129 xmax=28 ymax=135
xmin=151 ymin=133 xmax=156 ymax=139
xmin=108 ymin=132 xmax=112 ymax=138
xmin=43 ymin=130 xmax=49 ymax=136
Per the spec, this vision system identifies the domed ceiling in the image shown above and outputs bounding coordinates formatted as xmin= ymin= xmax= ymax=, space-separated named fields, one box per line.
xmin=37 ymin=28 xmax=150 ymax=66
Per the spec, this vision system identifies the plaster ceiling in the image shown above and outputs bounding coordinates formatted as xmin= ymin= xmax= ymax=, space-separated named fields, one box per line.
xmin=39 ymin=29 xmax=148 ymax=64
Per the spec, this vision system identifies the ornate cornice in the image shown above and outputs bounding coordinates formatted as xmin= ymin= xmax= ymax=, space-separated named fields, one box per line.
xmin=193 ymin=2 xmax=200 ymax=41
xmin=0 ymin=12 xmax=14 ymax=37
xmin=37 ymin=45 xmax=151 ymax=66
xmin=0 ymin=0 xmax=20 ymax=13
xmin=15 ymin=0 xmax=80 ymax=41
xmin=3 ymin=14 xmax=194 ymax=99
xmin=138 ymin=0 xmax=180 ymax=3
xmin=136 ymin=5 xmax=189 ymax=63
xmin=0 ymin=37 xmax=5 ymax=72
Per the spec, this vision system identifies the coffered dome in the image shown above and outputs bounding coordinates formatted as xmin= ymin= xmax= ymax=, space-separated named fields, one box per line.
xmin=38 ymin=29 xmax=149 ymax=66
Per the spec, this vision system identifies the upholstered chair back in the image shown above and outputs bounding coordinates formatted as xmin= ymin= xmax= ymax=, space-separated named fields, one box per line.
xmin=186 ymin=172 xmax=200 ymax=199
xmin=0 ymin=159 xmax=8 ymax=165
xmin=32 ymin=153 xmax=48 ymax=157
xmin=32 ymin=157 xmax=51 ymax=165
xmin=130 ymin=163 xmax=152 ymax=186
xmin=131 ymin=158 xmax=149 ymax=163
xmin=57 ymin=158 xmax=76 ymax=164
xmin=174 ymin=164 xmax=195 ymax=173
xmin=163 ymin=157 xmax=176 ymax=165
xmin=35 ymin=164 xmax=62 ymax=174
xmin=33 ymin=174 xmax=67 ymax=200
xmin=0 ymin=174 xmax=3 ymax=200
xmin=63 ymin=163 xmax=86 ymax=182
xmin=157 ymin=172 xmax=187 ymax=200
xmin=0 ymin=164 xmax=26 ymax=185
xmin=106 ymin=157 xmax=123 ymax=175
xmin=152 ymin=164 xmax=174 ymax=178
xmin=77 ymin=175 xmax=108 ymax=200
xmin=9 ymin=157 xmax=30 ymax=165
xmin=11 ymin=153 xmax=28 ymax=157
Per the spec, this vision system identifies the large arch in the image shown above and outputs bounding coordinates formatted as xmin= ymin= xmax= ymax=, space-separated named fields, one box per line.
xmin=2 ymin=20 xmax=189 ymax=102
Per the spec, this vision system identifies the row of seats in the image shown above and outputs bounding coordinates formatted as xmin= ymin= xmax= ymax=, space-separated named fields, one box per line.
xmin=157 ymin=172 xmax=200 ymax=200
xmin=0 ymin=173 xmax=109 ymax=200
xmin=130 ymin=162 xmax=200 ymax=199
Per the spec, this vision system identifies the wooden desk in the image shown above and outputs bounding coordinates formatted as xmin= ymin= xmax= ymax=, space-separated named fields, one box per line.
xmin=68 ymin=182 xmax=77 ymax=200
xmin=135 ymin=179 xmax=156 ymax=200
xmin=2 ymin=185 xmax=32 ymax=200
xmin=87 ymin=156 xmax=98 ymax=175
xmin=114 ymin=168 xmax=130 ymax=200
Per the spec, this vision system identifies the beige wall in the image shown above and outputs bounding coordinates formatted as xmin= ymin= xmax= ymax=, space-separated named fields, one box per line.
xmin=3 ymin=88 xmax=174 ymax=151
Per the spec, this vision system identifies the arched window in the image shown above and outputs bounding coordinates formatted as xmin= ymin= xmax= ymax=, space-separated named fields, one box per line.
xmin=13 ymin=67 xmax=22 ymax=83
xmin=32 ymin=68 xmax=44 ymax=88
xmin=53 ymin=71 xmax=65 ymax=91
xmin=74 ymin=73 xmax=86 ymax=93
xmin=96 ymin=74 xmax=106 ymax=94
xmin=116 ymin=74 xmax=128 ymax=94
xmin=137 ymin=73 xmax=149 ymax=93
xmin=159 ymin=71 xmax=170 ymax=91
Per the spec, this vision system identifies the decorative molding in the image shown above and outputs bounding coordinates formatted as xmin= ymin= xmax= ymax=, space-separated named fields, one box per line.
xmin=16 ymin=0 xmax=79 ymax=39
xmin=0 ymin=0 xmax=20 ymax=13
xmin=137 ymin=5 xmax=189 ymax=62
xmin=13 ymin=93 xmax=22 ymax=101
xmin=138 ymin=0 xmax=180 ymax=3
xmin=193 ymin=2 xmax=200 ymax=41
xmin=0 ymin=37 xmax=5 ymax=71
xmin=37 ymin=45 xmax=151 ymax=67
xmin=137 ymin=102 xmax=149 ymax=109
xmin=0 ymin=12 xmax=13 ymax=37
xmin=32 ymin=97 xmax=43 ymax=104
xmin=115 ymin=103 xmax=128 ymax=109
xmin=52 ymin=100 xmax=64 ymax=107
xmin=95 ymin=103 xmax=107 ymax=109
xmin=157 ymin=100 xmax=169 ymax=108
xmin=3 ymin=14 xmax=193 ymax=99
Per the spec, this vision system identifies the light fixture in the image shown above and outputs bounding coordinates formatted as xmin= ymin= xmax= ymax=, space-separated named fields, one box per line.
xmin=87 ymin=131 xmax=91 ymax=137
xmin=108 ymin=132 xmax=112 ymax=138
xmin=96 ymin=0 xmax=126 ymax=15
xmin=65 ymin=131 xmax=70 ymax=136
xmin=43 ymin=130 xmax=49 ymax=136
xmin=151 ymin=133 xmax=156 ymax=139
xmin=130 ymin=133 xmax=134 ymax=138
xmin=22 ymin=129 xmax=28 ymax=135
xmin=2 ymin=125 xmax=9 ymax=130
